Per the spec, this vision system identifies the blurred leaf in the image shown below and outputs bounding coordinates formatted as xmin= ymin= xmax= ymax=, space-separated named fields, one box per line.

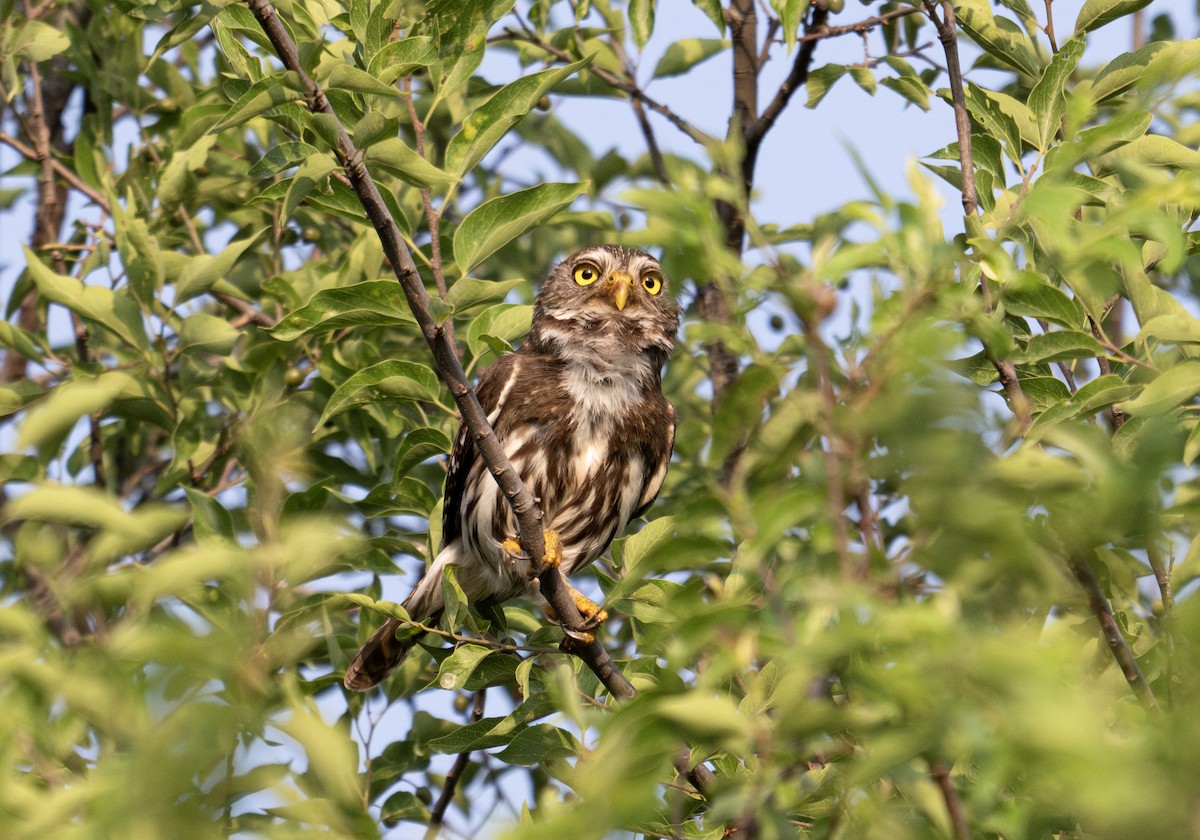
xmin=652 ymin=39 xmax=728 ymax=78
xmin=24 ymin=248 xmax=149 ymax=352
xmin=628 ymin=0 xmax=655 ymax=49
xmin=1123 ymin=362 xmax=1200 ymax=416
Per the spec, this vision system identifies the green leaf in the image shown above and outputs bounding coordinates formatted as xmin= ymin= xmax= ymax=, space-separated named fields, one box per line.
xmin=771 ymin=0 xmax=810 ymax=51
xmin=1074 ymin=0 xmax=1152 ymax=34
xmin=879 ymin=57 xmax=930 ymax=110
xmin=619 ymin=516 xmax=676 ymax=573
xmin=436 ymin=645 xmax=494 ymax=691
xmin=339 ymin=593 xmax=412 ymax=624
xmin=325 ymin=64 xmax=403 ymax=98
xmin=179 ymin=312 xmax=240 ymax=355
xmin=393 ymin=428 xmax=452 ymax=479
xmin=492 ymin=724 xmax=579 ymax=765
xmin=628 ymin=0 xmax=655 ymax=49
xmin=691 ymin=0 xmax=726 ymax=32
xmin=364 ymin=138 xmax=458 ymax=190
xmin=1094 ymin=134 xmax=1200 ymax=172
xmin=0 ymin=381 xmax=43 ymax=419
xmin=1001 ymin=278 xmax=1086 ymax=327
xmin=466 ymin=304 xmax=534 ymax=359
xmin=956 ymin=0 xmax=1042 ymax=77
xmin=24 ymin=247 xmax=149 ymax=352
xmin=1092 ymin=41 xmax=1200 ymax=102
xmin=1137 ymin=314 xmax=1200 ymax=346
xmin=1028 ymin=36 xmax=1084 ymax=150
xmin=806 ymin=64 xmax=847 ymax=109
xmin=444 ymin=60 xmax=590 ymax=178
xmin=247 ymin=141 xmax=321 ymax=178
xmin=444 ymin=276 xmax=525 ymax=312
xmin=367 ymin=36 xmax=439 ymax=82
xmin=652 ymin=693 xmax=753 ymax=744
xmin=284 ymin=153 xmax=338 ymax=221
xmin=318 ymin=361 xmax=442 ymax=425
xmin=176 ymin=231 xmax=263 ymax=301
xmin=210 ymin=72 xmax=306 ymax=133
xmin=5 ymin=484 xmax=187 ymax=560
xmin=453 ymin=183 xmax=587 ymax=274
xmin=652 ymin=39 xmax=728 ymax=78
xmin=16 ymin=373 xmax=126 ymax=449
xmin=185 ymin=487 xmax=237 ymax=543
xmin=270 ymin=281 xmax=416 ymax=340
xmin=1122 ymin=361 xmax=1200 ymax=416
xmin=9 ymin=20 xmax=70 ymax=61
xmin=1011 ymin=331 xmax=1105 ymax=364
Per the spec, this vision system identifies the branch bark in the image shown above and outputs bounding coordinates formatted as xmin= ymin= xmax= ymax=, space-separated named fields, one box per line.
xmin=1067 ymin=553 xmax=1160 ymax=713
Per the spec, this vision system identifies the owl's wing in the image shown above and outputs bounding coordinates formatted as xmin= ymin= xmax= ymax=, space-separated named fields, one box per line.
xmin=633 ymin=398 xmax=676 ymax=520
xmin=441 ymin=353 xmax=521 ymax=546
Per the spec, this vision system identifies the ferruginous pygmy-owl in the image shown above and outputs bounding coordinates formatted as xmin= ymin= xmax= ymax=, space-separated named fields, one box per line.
xmin=344 ymin=245 xmax=679 ymax=691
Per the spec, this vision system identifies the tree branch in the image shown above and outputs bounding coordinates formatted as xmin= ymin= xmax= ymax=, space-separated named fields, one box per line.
xmin=1067 ymin=553 xmax=1160 ymax=713
xmin=425 ymin=689 xmax=487 ymax=838
xmin=921 ymin=0 xmax=976 ymax=217
xmin=496 ymin=27 xmax=715 ymax=148
xmin=0 ymin=130 xmax=108 ymax=210
xmin=242 ymin=0 xmax=636 ymax=707
xmin=930 ymin=760 xmax=970 ymax=840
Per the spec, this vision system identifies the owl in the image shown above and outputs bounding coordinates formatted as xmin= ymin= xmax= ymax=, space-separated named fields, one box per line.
xmin=345 ymin=245 xmax=679 ymax=691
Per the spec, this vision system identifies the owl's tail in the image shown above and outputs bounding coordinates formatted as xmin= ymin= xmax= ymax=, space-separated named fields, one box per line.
xmin=343 ymin=546 xmax=453 ymax=692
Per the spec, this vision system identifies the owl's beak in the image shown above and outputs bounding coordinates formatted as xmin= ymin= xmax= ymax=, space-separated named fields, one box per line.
xmin=609 ymin=272 xmax=633 ymax=310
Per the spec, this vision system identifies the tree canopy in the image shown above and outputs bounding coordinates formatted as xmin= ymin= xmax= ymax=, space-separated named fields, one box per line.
xmin=2 ymin=0 xmax=1200 ymax=837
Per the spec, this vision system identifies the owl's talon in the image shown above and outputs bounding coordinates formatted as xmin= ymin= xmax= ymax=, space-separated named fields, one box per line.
xmin=544 ymin=585 xmax=608 ymax=642
xmin=541 ymin=529 xmax=563 ymax=570
xmin=502 ymin=538 xmax=525 ymax=558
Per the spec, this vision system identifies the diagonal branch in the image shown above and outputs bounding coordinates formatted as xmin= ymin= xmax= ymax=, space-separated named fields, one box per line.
xmin=1067 ymin=553 xmax=1160 ymax=712
xmin=242 ymin=0 xmax=636 ymax=709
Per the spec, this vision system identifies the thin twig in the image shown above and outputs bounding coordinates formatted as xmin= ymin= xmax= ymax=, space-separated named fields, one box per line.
xmin=497 ymin=27 xmax=714 ymax=147
xmin=1042 ymin=0 xmax=1059 ymax=52
xmin=1067 ymin=553 xmax=1160 ymax=712
xmin=0 ymin=130 xmax=108 ymax=208
xmin=930 ymin=760 xmax=970 ymax=840
xmin=921 ymin=0 xmax=977 ymax=216
xmin=425 ymin=689 xmax=487 ymax=838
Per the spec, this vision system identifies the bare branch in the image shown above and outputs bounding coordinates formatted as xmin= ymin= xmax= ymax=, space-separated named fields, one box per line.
xmin=921 ymin=0 xmax=977 ymax=217
xmin=425 ymin=689 xmax=487 ymax=838
xmin=495 ymin=27 xmax=715 ymax=148
xmin=930 ymin=760 xmax=970 ymax=840
xmin=0 ymin=130 xmax=108 ymax=210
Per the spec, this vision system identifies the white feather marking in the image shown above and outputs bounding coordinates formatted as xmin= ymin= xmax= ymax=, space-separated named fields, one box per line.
xmin=486 ymin=358 xmax=521 ymax=425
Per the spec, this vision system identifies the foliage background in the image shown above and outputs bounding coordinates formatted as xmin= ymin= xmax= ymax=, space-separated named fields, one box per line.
xmin=2 ymin=0 xmax=1200 ymax=837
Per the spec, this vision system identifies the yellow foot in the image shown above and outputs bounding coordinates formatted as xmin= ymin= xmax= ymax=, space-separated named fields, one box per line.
xmin=504 ymin=530 xmax=564 ymax=574
xmin=544 ymin=586 xmax=609 ymax=643
xmin=542 ymin=529 xmax=563 ymax=570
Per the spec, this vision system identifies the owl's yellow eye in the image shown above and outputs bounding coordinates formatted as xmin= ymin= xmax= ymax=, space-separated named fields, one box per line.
xmin=573 ymin=264 xmax=600 ymax=285
xmin=641 ymin=272 xmax=663 ymax=295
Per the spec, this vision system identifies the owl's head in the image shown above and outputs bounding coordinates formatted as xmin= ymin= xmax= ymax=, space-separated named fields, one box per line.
xmin=528 ymin=245 xmax=679 ymax=364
